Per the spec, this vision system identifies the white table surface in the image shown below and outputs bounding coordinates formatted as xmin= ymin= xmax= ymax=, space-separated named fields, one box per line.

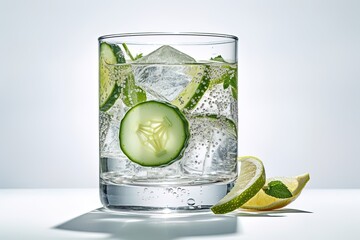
xmin=0 ymin=189 xmax=359 ymax=240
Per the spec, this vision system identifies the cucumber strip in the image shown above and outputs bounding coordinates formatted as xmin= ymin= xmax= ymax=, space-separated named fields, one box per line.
xmin=119 ymin=101 xmax=190 ymax=167
xmin=171 ymin=65 xmax=211 ymax=111
xmin=121 ymin=71 xmax=147 ymax=107
xmin=99 ymin=42 xmax=124 ymax=111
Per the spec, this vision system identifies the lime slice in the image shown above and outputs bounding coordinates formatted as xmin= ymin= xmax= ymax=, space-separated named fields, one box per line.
xmin=240 ymin=173 xmax=310 ymax=211
xmin=171 ymin=65 xmax=210 ymax=111
xmin=211 ymin=156 xmax=266 ymax=214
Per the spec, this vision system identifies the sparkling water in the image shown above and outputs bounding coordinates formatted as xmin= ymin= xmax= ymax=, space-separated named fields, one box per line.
xmin=99 ymin=45 xmax=238 ymax=211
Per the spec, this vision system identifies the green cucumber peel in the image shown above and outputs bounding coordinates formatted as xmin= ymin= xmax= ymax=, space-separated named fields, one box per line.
xmin=110 ymin=44 xmax=126 ymax=63
xmin=100 ymin=84 xmax=122 ymax=112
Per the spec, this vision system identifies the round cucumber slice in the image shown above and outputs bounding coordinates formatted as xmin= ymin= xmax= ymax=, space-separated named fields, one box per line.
xmin=99 ymin=43 xmax=124 ymax=111
xmin=119 ymin=101 xmax=190 ymax=167
xmin=171 ymin=65 xmax=210 ymax=111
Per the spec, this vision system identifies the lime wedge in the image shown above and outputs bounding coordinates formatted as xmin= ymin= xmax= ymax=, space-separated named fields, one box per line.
xmin=211 ymin=156 xmax=266 ymax=214
xmin=240 ymin=173 xmax=310 ymax=211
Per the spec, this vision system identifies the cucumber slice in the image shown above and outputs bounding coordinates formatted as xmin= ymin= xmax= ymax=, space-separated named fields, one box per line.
xmin=99 ymin=42 xmax=125 ymax=111
xmin=100 ymin=82 xmax=122 ymax=112
xmin=119 ymin=101 xmax=190 ymax=167
xmin=171 ymin=65 xmax=210 ymax=111
xmin=99 ymin=42 xmax=146 ymax=110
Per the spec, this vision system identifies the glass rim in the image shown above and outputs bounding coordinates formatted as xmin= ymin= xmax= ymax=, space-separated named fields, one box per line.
xmin=98 ymin=32 xmax=238 ymax=44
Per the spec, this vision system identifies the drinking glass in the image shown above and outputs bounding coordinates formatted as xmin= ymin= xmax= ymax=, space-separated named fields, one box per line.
xmin=99 ymin=32 xmax=238 ymax=212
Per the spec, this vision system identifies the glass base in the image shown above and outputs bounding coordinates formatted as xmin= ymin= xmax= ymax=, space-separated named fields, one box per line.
xmin=100 ymin=180 xmax=235 ymax=213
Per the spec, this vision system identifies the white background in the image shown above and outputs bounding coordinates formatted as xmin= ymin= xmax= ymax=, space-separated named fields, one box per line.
xmin=0 ymin=0 xmax=359 ymax=188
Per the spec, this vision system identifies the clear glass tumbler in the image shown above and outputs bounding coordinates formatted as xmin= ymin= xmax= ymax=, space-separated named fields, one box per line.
xmin=99 ymin=32 xmax=238 ymax=212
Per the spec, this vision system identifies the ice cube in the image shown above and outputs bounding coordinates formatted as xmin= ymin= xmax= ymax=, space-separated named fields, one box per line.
xmin=181 ymin=116 xmax=237 ymax=175
xmin=137 ymin=45 xmax=196 ymax=64
xmin=133 ymin=45 xmax=196 ymax=101
xmin=100 ymin=99 xmax=127 ymax=158
xmin=99 ymin=111 xmax=111 ymax=151
xmin=210 ymin=129 xmax=237 ymax=172
xmin=100 ymin=119 xmax=122 ymax=158
xmin=190 ymin=84 xmax=238 ymax=126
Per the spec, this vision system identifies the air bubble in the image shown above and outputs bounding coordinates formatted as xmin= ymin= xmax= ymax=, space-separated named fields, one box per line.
xmin=187 ymin=198 xmax=195 ymax=206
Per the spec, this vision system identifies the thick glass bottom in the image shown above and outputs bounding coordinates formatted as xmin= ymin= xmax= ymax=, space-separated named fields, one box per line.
xmin=100 ymin=180 xmax=235 ymax=213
